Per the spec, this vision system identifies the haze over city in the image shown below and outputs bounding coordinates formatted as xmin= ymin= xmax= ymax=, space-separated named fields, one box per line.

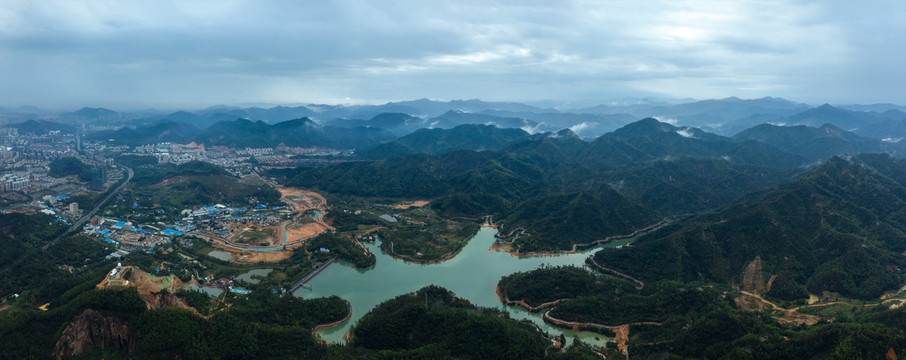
xmin=2 ymin=0 xmax=905 ymax=110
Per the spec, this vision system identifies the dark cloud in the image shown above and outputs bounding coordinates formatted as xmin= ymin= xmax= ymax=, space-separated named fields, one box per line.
xmin=1 ymin=0 xmax=904 ymax=109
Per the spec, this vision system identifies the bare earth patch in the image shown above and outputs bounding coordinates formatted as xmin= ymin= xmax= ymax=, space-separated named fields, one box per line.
xmin=392 ymin=200 xmax=430 ymax=210
xmin=96 ymin=267 xmax=195 ymax=310
xmin=234 ymin=250 xmax=292 ymax=263
xmin=286 ymin=222 xmax=326 ymax=242
xmin=277 ymin=187 xmax=326 ymax=211
xmin=735 ymin=291 xmax=822 ymax=326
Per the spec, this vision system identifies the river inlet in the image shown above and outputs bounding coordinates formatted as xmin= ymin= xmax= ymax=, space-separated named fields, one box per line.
xmin=296 ymin=227 xmax=633 ymax=347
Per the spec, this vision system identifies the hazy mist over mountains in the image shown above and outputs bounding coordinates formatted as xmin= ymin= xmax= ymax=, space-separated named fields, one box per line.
xmin=5 ymin=96 xmax=905 ymax=142
xmin=7 ymin=2 xmax=906 ymax=359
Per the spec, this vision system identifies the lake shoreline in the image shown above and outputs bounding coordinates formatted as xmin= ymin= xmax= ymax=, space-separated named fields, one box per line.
xmin=496 ymin=283 xmax=569 ymax=313
xmin=303 ymin=227 xmax=620 ymax=348
xmin=312 ymin=301 xmax=353 ymax=344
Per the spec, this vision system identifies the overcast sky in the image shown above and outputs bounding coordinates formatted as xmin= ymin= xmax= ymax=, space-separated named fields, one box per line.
xmin=1 ymin=0 xmax=904 ymax=110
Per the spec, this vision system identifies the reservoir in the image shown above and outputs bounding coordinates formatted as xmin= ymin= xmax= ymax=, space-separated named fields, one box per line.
xmin=296 ymin=227 xmax=632 ymax=347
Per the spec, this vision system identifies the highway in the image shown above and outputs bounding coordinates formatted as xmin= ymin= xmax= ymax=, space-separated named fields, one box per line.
xmin=43 ymin=165 xmax=133 ymax=250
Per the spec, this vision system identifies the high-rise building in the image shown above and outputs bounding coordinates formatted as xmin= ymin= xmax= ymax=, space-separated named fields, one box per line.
xmin=89 ymin=167 xmax=107 ymax=191
xmin=0 ymin=174 xmax=29 ymax=193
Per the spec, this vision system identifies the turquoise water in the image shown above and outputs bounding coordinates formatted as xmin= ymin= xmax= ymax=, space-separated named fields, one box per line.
xmin=309 ymin=210 xmax=323 ymax=220
xmin=296 ymin=227 xmax=631 ymax=348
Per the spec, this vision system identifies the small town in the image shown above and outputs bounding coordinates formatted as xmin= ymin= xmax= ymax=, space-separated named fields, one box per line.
xmin=1 ymin=122 xmax=349 ymax=303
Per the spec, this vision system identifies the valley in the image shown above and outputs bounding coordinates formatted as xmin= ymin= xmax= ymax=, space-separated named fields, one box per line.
xmin=5 ymin=1 xmax=906 ymax=357
xmin=4 ymin=99 xmax=906 ymax=359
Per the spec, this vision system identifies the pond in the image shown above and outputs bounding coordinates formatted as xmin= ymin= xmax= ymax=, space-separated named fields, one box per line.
xmin=184 ymin=283 xmax=224 ymax=298
xmin=296 ymin=227 xmax=632 ymax=348
xmin=206 ymin=250 xmax=232 ymax=261
xmin=236 ymin=268 xmax=273 ymax=284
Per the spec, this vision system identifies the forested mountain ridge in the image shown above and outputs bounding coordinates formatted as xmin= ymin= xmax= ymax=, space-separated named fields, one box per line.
xmin=86 ymin=117 xmax=395 ymax=148
xmin=199 ymin=118 xmax=394 ymax=148
xmin=734 ymin=123 xmax=906 ymax=161
xmin=6 ymin=119 xmax=77 ymax=135
xmin=350 ymin=286 xmax=552 ymax=359
xmin=88 ymin=121 xmax=202 ymax=145
xmin=356 ymin=124 xmax=536 ymax=159
xmin=274 ymin=118 xmax=815 ymax=251
xmin=597 ymin=117 xmax=808 ymax=169
xmin=593 ymin=153 xmax=906 ymax=300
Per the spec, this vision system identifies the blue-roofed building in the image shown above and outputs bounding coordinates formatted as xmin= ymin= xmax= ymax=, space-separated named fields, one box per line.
xmin=161 ymin=228 xmax=183 ymax=236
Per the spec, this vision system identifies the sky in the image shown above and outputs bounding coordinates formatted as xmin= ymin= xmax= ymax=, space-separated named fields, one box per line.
xmin=1 ymin=0 xmax=904 ymax=110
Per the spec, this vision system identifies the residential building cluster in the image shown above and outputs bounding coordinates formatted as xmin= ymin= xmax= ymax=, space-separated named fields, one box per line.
xmin=0 ymin=173 xmax=28 ymax=192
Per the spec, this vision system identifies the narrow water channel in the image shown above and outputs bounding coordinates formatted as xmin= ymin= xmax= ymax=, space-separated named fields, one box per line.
xmin=296 ymin=227 xmax=632 ymax=348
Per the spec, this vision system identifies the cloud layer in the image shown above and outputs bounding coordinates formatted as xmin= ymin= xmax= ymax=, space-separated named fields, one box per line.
xmin=2 ymin=0 xmax=904 ymax=109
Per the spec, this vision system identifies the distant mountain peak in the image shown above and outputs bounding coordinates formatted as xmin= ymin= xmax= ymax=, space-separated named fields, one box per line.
xmin=552 ymin=128 xmax=580 ymax=139
xmin=370 ymin=112 xmax=419 ymax=120
xmin=818 ymin=123 xmax=846 ymax=137
xmin=69 ymin=107 xmax=118 ymax=117
xmin=612 ymin=118 xmax=678 ymax=136
xmin=276 ymin=117 xmax=316 ymax=126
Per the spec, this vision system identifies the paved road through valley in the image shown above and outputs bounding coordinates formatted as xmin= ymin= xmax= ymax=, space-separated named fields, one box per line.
xmin=43 ymin=165 xmax=133 ymax=250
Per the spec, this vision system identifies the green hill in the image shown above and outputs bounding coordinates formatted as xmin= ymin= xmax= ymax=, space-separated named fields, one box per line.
xmin=275 ymin=119 xmax=812 ymax=250
xmin=598 ymin=157 xmax=797 ymax=215
xmin=357 ymin=124 xmax=534 ymax=159
xmin=593 ymin=154 xmax=906 ymax=300
xmin=351 ymin=286 xmax=550 ymax=359
xmin=88 ymin=117 xmax=395 ymax=148
xmin=325 ymin=112 xmax=430 ymax=136
xmin=87 ymin=121 xmax=202 ymax=145
xmin=48 ymin=157 xmax=93 ymax=181
xmin=785 ymin=103 xmax=876 ymax=129
xmin=502 ymin=189 xmax=657 ymax=252
xmin=601 ymin=117 xmax=806 ymax=168
xmin=118 ymin=160 xmax=280 ymax=217
xmin=734 ymin=123 xmax=905 ymax=161
xmin=6 ymin=119 xmax=77 ymax=135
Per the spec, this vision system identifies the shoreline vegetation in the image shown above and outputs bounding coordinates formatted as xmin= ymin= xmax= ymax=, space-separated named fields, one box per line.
xmin=493 ymin=217 xmax=675 ymax=257
xmin=374 ymin=216 xmax=676 ymax=265
xmin=312 ymin=300 xmax=353 ymax=345
xmin=541 ymin=310 xmax=662 ymax=356
xmin=375 ymin=214 xmax=666 ymax=264
xmin=383 ymin=243 xmax=464 ymax=264
xmin=495 ymin=284 xmax=568 ymax=313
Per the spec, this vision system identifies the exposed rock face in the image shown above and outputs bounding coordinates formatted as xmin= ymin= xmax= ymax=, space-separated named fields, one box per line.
xmin=146 ymin=290 xmax=182 ymax=308
xmin=54 ymin=309 xmax=135 ymax=360
xmin=742 ymin=255 xmax=766 ymax=294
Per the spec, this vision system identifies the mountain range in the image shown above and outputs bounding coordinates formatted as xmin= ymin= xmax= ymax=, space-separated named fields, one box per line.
xmin=6 ymin=97 xmax=906 ymax=142
xmin=86 ymin=118 xmax=395 ymax=148
xmin=274 ymin=118 xmax=830 ymax=251
xmin=594 ymin=153 xmax=906 ymax=300
xmin=270 ymin=116 xmax=906 ymax=302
